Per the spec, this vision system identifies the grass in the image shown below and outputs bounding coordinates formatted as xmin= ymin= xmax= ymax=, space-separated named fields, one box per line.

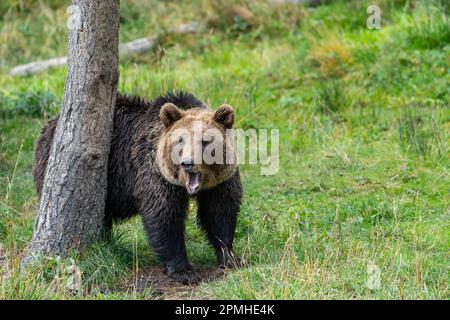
xmin=0 ymin=0 xmax=449 ymax=299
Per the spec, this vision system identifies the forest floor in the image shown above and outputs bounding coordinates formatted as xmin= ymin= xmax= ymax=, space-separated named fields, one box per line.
xmin=132 ymin=266 xmax=226 ymax=299
xmin=0 ymin=0 xmax=449 ymax=299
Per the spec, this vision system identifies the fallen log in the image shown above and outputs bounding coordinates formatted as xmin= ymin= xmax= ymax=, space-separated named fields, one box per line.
xmin=9 ymin=22 xmax=200 ymax=77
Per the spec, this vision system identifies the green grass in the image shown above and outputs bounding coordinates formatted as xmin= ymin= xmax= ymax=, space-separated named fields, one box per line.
xmin=0 ymin=0 xmax=449 ymax=299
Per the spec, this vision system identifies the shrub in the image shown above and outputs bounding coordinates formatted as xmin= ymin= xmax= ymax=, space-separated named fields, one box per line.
xmin=0 ymin=91 xmax=59 ymax=118
xmin=405 ymin=12 xmax=450 ymax=50
xmin=314 ymin=80 xmax=347 ymax=115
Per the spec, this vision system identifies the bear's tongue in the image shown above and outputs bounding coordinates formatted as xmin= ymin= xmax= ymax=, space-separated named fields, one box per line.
xmin=186 ymin=172 xmax=200 ymax=194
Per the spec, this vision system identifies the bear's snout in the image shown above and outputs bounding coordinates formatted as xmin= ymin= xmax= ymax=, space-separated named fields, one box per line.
xmin=180 ymin=159 xmax=194 ymax=172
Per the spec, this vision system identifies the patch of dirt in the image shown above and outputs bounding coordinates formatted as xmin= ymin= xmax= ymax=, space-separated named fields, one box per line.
xmin=131 ymin=265 xmax=228 ymax=300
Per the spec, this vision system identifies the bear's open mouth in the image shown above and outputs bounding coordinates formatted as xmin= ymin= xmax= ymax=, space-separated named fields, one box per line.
xmin=186 ymin=172 xmax=201 ymax=194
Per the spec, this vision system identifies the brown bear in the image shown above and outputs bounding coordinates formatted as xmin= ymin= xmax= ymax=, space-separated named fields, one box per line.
xmin=33 ymin=91 xmax=244 ymax=284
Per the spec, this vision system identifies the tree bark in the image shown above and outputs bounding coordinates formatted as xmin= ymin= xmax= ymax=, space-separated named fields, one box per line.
xmin=28 ymin=0 xmax=120 ymax=257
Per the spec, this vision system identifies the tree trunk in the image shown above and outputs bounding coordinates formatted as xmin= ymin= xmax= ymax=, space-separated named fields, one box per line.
xmin=28 ymin=0 xmax=120 ymax=257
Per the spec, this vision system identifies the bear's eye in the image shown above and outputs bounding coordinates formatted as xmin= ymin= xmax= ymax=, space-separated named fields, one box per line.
xmin=177 ymin=136 xmax=184 ymax=145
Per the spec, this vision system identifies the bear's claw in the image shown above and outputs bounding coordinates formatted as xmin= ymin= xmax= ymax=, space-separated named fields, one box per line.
xmin=165 ymin=266 xmax=201 ymax=285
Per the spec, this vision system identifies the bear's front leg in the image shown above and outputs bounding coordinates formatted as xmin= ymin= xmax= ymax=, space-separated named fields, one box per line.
xmin=140 ymin=186 xmax=200 ymax=285
xmin=196 ymin=171 xmax=246 ymax=269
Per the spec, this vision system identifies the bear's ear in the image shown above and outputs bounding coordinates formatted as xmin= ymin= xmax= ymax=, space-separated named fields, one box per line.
xmin=213 ymin=104 xmax=234 ymax=129
xmin=160 ymin=103 xmax=184 ymax=128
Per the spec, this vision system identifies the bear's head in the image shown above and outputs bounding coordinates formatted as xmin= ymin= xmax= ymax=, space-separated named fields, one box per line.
xmin=157 ymin=103 xmax=237 ymax=194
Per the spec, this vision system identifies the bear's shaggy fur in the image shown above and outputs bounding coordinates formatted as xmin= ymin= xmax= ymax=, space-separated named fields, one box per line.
xmin=33 ymin=91 xmax=243 ymax=284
